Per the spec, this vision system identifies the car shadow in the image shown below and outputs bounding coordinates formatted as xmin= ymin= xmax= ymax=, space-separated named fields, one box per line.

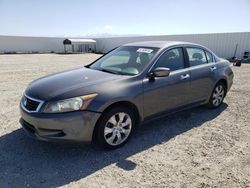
xmin=0 ymin=103 xmax=227 ymax=187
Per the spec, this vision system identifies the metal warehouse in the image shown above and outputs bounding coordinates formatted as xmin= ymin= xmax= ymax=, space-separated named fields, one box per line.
xmin=0 ymin=32 xmax=249 ymax=59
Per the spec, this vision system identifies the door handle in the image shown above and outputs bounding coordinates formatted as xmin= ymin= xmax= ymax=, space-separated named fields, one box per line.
xmin=210 ymin=66 xmax=217 ymax=71
xmin=180 ymin=74 xmax=190 ymax=80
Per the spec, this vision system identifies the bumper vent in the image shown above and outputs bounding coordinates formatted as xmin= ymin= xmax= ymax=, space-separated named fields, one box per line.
xmin=20 ymin=119 xmax=36 ymax=134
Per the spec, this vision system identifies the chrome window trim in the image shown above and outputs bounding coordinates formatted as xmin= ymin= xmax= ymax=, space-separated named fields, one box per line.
xmin=145 ymin=44 xmax=218 ymax=78
xmin=21 ymin=94 xmax=44 ymax=113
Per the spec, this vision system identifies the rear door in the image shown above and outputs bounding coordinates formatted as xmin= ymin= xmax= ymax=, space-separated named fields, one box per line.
xmin=185 ymin=47 xmax=217 ymax=102
xmin=143 ymin=47 xmax=191 ymax=118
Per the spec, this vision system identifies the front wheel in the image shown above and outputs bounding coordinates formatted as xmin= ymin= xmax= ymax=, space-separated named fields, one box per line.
xmin=95 ymin=106 xmax=135 ymax=149
xmin=207 ymin=82 xmax=226 ymax=108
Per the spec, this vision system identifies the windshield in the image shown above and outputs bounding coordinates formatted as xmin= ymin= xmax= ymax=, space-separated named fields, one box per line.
xmin=89 ymin=46 xmax=159 ymax=75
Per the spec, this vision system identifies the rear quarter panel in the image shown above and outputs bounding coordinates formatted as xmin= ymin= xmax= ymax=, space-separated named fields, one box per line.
xmin=214 ymin=59 xmax=234 ymax=93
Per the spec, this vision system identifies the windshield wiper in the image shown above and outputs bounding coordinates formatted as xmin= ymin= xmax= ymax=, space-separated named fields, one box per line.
xmin=100 ymin=68 xmax=120 ymax=75
xmin=99 ymin=68 xmax=136 ymax=76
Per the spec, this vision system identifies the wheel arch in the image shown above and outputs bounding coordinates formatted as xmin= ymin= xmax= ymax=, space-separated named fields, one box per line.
xmin=216 ymin=78 xmax=228 ymax=94
xmin=92 ymin=100 xmax=141 ymax=142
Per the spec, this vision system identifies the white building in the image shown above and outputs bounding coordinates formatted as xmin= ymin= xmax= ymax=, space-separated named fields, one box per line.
xmin=0 ymin=35 xmax=63 ymax=53
xmin=95 ymin=32 xmax=250 ymax=58
xmin=0 ymin=32 xmax=250 ymax=58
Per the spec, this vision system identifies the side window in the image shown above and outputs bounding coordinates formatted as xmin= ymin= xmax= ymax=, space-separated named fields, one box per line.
xmin=101 ymin=50 xmax=130 ymax=67
xmin=205 ymin=51 xmax=214 ymax=63
xmin=155 ymin=48 xmax=185 ymax=71
xmin=186 ymin=48 xmax=207 ymax=67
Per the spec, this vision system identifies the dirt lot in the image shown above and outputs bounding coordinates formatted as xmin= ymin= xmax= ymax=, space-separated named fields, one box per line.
xmin=0 ymin=54 xmax=249 ymax=188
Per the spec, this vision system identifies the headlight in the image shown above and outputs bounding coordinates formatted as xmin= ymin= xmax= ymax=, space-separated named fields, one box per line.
xmin=43 ymin=93 xmax=98 ymax=113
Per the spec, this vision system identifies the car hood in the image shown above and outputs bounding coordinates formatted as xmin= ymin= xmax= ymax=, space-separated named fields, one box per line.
xmin=25 ymin=67 xmax=122 ymax=101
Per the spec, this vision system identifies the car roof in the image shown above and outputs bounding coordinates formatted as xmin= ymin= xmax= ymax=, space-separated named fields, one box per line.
xmin=123 ymin=41 xmax=201 ymax=49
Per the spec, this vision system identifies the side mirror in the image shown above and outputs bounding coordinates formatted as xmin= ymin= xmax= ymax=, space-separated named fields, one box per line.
xmin=152 ymin=67 xmax=170 ymax=77
xmin=147 ymin=67 xmax=170 ymax=81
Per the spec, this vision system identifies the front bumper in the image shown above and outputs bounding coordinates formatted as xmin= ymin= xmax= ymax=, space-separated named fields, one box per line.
xmin=20 ymin=106 xmax=101 ymax=143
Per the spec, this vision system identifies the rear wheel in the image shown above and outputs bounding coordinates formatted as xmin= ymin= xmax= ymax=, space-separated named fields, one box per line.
xmin=207 ymin=82 xmax=226 ymax=108
xmin=95 ymin=106 xmax=135 ymax=149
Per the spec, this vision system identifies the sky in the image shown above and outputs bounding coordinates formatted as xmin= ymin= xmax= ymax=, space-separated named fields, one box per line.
xmin=0 ymin=0 xmax=250 ymax=37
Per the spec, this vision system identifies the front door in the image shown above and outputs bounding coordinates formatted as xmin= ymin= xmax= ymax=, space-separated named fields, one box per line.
xmin=143 ymin=47 xmax=191 ymax=118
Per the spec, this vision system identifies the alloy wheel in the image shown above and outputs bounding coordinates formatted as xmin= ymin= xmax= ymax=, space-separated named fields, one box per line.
xmin=104 ymin=112 xmax=132 ymax=146
xmin=212 ymin=85 xmax=225 ymax=107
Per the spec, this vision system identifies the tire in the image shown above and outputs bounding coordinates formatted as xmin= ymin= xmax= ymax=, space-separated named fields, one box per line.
xmin=95 ymin=106 xmax=135 ymax=149
xmin=207 ymin=82 xmax=226 ymax=108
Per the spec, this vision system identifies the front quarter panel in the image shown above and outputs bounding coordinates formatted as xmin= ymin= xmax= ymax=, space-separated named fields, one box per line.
xmin=79 ymin=77 xmax=144 ymax=120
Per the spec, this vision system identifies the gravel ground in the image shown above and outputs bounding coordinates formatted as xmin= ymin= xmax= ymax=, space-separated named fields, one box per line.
xmin=0 ymin=54 xmax=249 ymax=188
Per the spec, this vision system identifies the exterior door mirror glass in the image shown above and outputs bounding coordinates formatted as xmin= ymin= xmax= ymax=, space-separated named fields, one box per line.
xmin=152 ymin=67 xmax=170 ymax=77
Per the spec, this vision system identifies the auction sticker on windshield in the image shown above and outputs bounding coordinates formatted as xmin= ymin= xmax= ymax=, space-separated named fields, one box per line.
xmin=137 ymin=48 xmax=154 ymax=53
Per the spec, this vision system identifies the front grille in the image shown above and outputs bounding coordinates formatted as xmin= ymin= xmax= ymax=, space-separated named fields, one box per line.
xmin=23 ymin=96 xmax=41 ymax=112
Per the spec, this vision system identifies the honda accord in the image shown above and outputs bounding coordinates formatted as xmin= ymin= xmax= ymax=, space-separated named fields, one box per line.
xmin=20 ymin=41 xmax=234 ymax=149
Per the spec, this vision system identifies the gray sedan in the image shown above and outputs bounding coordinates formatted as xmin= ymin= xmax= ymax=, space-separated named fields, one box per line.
xmin=20 ymin=41 xmax=234 ymax=149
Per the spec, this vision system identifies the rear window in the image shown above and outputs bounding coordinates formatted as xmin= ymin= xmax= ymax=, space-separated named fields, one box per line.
xmin=186 ymin=48 xmax=207 ymax=67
